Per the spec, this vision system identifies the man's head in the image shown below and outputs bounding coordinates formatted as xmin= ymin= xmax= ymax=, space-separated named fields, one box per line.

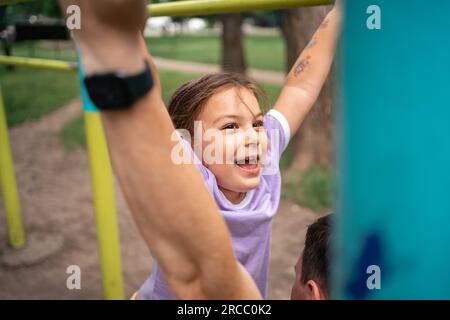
xmin=291 ymin=214 xmax=331 ymax=300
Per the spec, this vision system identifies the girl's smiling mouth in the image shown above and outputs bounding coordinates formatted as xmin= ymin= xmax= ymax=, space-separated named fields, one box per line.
xmin=235 ymin=155 xmax=261 ymax=174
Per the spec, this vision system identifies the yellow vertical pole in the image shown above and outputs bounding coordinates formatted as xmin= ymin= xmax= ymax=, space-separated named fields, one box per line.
xmin=84 ymin=111 xmax=124 ymax=300
xmin=78 ymin=57 xmax=124 ymax=299
xmin=0 ymin=85 xmax=26 ymax=249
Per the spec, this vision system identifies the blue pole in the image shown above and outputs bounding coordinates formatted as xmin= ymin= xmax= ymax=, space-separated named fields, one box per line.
xmin=335 ymin=0 xmax=450 ymax=299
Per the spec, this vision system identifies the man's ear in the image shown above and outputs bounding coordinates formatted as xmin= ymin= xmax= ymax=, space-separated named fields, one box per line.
xmin=306 ymin=280 xmax=326 ymax=300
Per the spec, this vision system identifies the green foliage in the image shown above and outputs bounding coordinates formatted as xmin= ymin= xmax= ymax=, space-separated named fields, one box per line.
xmin=244 ymin=10 xmax=281 ymax=28
xmin=5 ymin=0 xmax=62 ymax=23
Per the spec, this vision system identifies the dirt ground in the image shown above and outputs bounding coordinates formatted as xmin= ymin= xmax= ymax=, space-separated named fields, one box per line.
xmin=0 ymin=99 xmax=318 ymax=299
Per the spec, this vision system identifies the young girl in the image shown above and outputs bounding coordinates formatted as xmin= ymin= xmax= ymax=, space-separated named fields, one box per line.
xmin=139 ymin=5 xmax=341 ymax=299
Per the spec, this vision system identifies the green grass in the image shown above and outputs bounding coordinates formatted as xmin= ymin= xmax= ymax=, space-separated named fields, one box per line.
xmin=0 ymin=66 xmax=79 ymax=127
xmin=147 ymin=34 xmax=285 ymax=72
xmin=12 ymin=36 xmax=285 ymax=72
xmin=282 ymin=165 xmax=333 ymax=211
xmin=147 ymin=35 xmax=220 ymax=66
xmin=60 ymin=115 xmax=85 ymax=151
xmin=245 ymin=35 xmax=285 ymax=72
xmin=10 ymin=41 xmax=77 ymax=62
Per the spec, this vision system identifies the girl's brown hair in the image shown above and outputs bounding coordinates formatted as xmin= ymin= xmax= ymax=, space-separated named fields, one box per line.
xmin=168 ymin=73 xmax=268 ymax=135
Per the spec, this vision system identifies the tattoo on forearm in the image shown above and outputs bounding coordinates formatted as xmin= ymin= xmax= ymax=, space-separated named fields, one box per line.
xmin=306 ymin=37 xmax=317 ymax=49
xmin=320 ymin=18 xmax=329 ymax=29
xmin=293 ymin=55 xmax=311 ymax=77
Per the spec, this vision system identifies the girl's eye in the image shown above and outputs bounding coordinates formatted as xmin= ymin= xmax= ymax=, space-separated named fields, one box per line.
xmin=222 ymin=123 xmax=238 ymax=130
xmin=253 ymin=120 xmax=264 ymax=128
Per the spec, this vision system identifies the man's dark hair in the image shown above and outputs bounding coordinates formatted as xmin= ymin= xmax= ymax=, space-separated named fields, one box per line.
xmin=301 ymin=214 xmax=331 ymax=292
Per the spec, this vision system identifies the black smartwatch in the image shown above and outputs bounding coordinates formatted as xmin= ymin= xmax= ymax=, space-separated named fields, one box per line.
xmin=83 ymin=60 xmax=154 ymax=110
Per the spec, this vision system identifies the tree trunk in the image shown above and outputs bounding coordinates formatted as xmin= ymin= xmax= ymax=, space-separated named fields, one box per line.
xmin=221 ymin=13 xmax=246 ymax=74
xmin=281 ymin=6 xmax=334 ymax=171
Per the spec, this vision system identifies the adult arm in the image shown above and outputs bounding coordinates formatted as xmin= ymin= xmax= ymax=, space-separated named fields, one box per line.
xmin=59 ymin=0 xmax=261 ymax=299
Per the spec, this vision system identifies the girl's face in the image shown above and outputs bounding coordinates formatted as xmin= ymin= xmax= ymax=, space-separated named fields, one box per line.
xmin=195 ymin=87 xmax=268 ymax=198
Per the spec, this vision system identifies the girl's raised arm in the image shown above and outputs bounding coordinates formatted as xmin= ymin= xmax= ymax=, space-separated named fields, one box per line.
xmin=274 ymin=4 xmax=342 ymax=136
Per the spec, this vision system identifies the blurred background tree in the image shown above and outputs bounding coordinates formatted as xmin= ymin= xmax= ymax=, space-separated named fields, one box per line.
xmin=221 ymin=13 xmax=246 ymax=73
xmin=3 ymin=0 xmax=61 ymax=21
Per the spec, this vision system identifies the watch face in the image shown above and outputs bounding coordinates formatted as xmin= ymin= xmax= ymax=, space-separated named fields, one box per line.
xmin=84 ymin=75 xmax=132 ymax=109
xmin=83 ymin=61 xmax=153 ymax=110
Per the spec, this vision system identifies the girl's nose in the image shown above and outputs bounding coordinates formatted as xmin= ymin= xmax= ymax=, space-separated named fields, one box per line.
xmin=244 ymin=127 xmax=259 ymax=148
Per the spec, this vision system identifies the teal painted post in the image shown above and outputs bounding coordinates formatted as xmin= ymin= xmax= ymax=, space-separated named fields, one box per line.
xmin=334 ymin=0 xmax=450 ymax=299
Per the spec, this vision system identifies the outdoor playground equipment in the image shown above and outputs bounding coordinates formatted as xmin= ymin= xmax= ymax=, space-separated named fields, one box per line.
xmin=1 ymin=0 xmax=450 ymax=299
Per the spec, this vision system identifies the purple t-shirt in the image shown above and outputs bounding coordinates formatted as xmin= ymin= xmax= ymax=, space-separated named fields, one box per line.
xmin=138 ymin=109 xmax=291 ymax=299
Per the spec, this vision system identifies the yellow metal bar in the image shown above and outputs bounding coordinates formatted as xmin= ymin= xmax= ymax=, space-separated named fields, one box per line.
xmin=84 ymin=111 xmax=124 ymax=300
xmin=0 ymin=85 xmax=26 ymax=249
xmin=150 ymin=0 xmax=333 ymax=17
xmin=0 ymin=56 xmax=77 ymax=73
xmin=1 ymin=0 xmax=332 ymax=17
